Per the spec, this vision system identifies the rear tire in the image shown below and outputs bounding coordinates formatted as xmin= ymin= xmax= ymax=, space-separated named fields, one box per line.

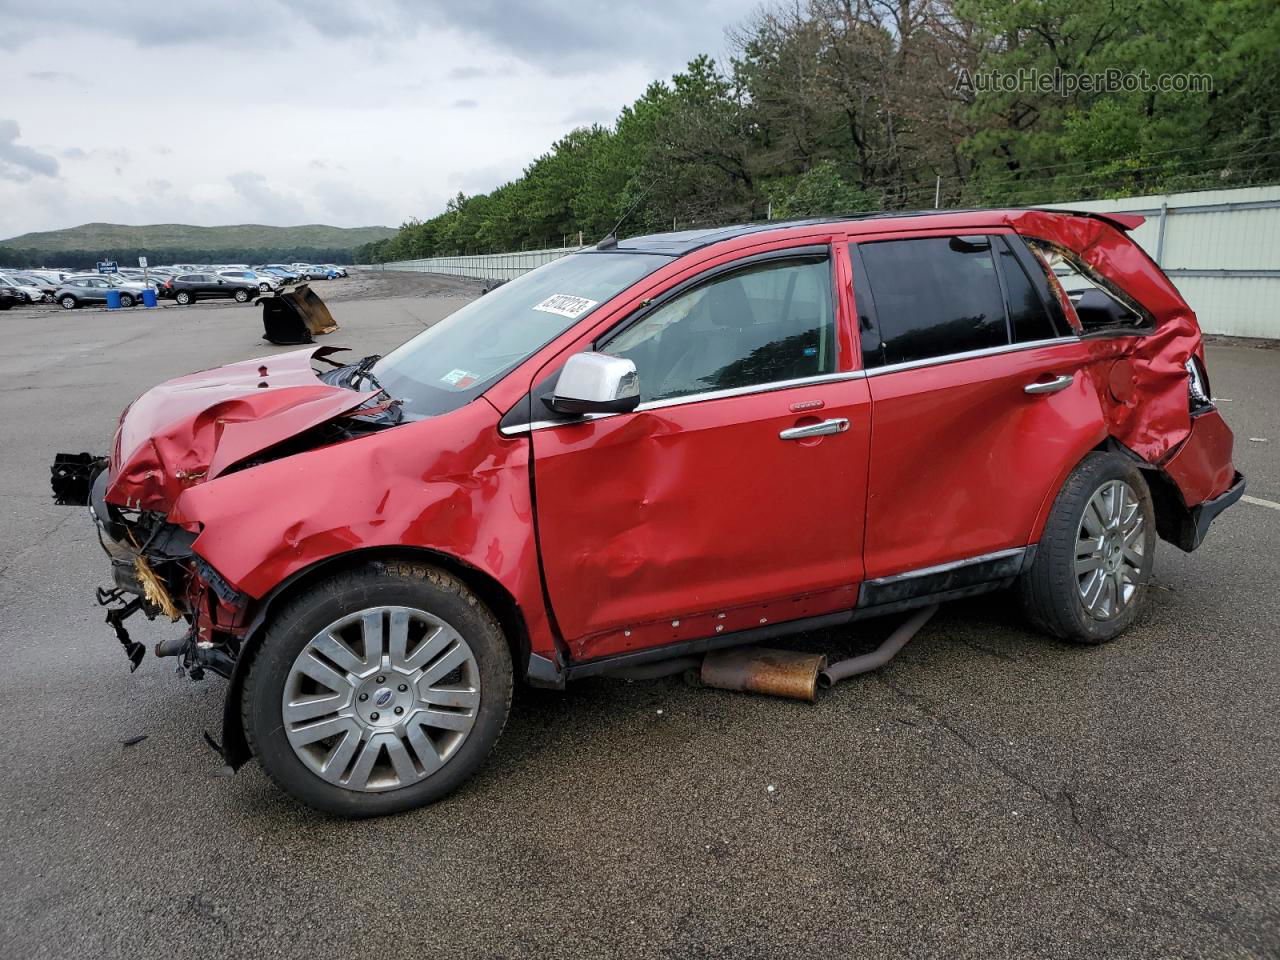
xmin=1020 ymin=452 xmax=1156 ymax=644
xmin=175 ymin=291 xmax=191 ymax=305
xmin=119 ymin=294 xmax=135 ymax=308
xmin=242 ymin=560 xmax=513 ymax=818
xmin=234 ymin=288 xmax=250 ymax=303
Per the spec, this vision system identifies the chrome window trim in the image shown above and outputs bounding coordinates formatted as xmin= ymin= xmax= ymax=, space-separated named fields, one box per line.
xmin=498 ymin=335 xmax=1083 ymax=436
xmin=862 ymin=335 xmax=1081 ymax=379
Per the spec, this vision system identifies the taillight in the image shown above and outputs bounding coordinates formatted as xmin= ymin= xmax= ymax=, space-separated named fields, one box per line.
xmin=1186 ymin=355 xmax=1212 ymax=411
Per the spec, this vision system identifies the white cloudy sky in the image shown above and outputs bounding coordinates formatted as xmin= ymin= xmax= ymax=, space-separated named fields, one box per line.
xmin=0 ymin=0 xmax=757 ymax=239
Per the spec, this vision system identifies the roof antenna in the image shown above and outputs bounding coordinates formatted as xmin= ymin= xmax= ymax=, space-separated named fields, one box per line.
xmin=597 ymin=179 xmax=658 ymax=249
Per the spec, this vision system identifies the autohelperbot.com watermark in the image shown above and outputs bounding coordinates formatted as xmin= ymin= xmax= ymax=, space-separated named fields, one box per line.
xmin=955 ymin=67 xmax=1213 ymax=98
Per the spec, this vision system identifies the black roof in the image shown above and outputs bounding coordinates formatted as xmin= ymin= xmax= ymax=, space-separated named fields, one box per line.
xmin=582 ymin=206 xmax=1127 ymax=258
xmin=596 ymin=210 xmax=983 ymax=257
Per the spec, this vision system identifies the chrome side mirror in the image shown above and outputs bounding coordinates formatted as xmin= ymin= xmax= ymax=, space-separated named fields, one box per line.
xmin=545 ymin=352 xmax=640 ymax=416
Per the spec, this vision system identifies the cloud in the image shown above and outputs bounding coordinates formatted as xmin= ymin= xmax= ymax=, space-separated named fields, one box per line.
xmin=228 ymin=171 xmax=307 ymax=223
xmin=422 ymin=0 xmax=744 ymax=72
xmin=0 ymin=120 xmax=60 ymax=182
xmin=452 ymin=98 xmax=479 ymax=109
xmin=28 ymin=70 xmax=82 ymax=83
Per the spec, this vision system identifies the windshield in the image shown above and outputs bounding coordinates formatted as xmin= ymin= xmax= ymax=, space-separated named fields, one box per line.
xmin=373 ymin=251 xmax=669 ymax=419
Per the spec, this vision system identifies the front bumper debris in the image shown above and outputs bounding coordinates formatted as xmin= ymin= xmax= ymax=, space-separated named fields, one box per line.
xmin=52 ymin=451 xmax=213 ymax=673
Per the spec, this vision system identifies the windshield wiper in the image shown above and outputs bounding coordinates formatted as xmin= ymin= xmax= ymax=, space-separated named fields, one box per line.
xmin=346 ymin=355 xmax=403 ymax=424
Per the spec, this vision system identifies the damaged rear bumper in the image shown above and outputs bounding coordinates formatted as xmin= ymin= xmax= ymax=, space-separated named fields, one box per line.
xmin=1184 ymin=471 xmax=1246 ymax=551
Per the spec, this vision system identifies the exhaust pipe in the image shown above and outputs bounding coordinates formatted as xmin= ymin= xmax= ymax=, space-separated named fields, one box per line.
xmin=700 ymin=647 xmax=828 ymax=702
xmin=818 ymin=604 xmax=938 ymax=689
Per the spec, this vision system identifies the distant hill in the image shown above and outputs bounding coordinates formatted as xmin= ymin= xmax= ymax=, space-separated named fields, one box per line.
xmin=0 ymin=222 xmax=398 ymax=269
xmin=2 ymin=222 xmax=397 ymax=252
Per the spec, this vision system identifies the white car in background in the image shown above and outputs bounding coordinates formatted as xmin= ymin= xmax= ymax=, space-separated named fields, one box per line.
xmin=0 ymin=273 xmax=49 ymax=303
xmin=218 ymin=269 xmax=280 ymax=293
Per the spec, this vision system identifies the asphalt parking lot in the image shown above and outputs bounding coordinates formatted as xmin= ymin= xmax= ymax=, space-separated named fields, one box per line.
xmin=1 ymin=273 xmax=1277 ymax=960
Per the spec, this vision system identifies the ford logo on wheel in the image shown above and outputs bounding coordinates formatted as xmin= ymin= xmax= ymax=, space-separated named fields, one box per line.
xmin=374 ymin=688 xmax=394 ymax=707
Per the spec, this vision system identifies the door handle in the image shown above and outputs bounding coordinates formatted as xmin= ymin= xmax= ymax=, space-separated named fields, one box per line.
xmin=1024 ymin=374 xmax=1075 ymax=395
xmin=780 ymin=418 xmax=849 ymax=441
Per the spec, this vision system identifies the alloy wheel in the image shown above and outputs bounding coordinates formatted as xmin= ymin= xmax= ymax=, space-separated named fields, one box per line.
xmin=1075 ymin=479 xmax=1145 ymax=620
xmin=282 ymin=606 xmax=481 ymax=792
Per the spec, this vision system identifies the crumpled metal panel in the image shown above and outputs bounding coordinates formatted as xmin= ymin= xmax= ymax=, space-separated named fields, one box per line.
xmin=1007 ymin=210 xmax=1203 ymax=469
xmin=1163 ymin=409 xmax=1237 ymax=507
xmin=165 ymin=398 xmax=558 ymax=662
xmin=106 ymin=347 xmax=378 ymax=512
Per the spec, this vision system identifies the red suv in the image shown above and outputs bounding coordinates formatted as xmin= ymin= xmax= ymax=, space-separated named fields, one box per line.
xmin=53 ymin=209 xmax=1243 ymax=817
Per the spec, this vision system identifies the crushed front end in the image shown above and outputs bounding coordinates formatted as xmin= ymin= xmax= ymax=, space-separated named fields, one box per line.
xmin=51 ymin=453 xmax=249 ymax=679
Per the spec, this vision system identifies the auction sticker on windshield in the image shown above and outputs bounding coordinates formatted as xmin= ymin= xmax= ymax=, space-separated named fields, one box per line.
xmin=532 ymin=294 xmax=598 ymax=319
xmin=440 ymin=368 xmax=479 ymax=388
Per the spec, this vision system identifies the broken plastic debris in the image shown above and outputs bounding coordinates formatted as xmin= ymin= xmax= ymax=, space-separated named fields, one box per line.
xmin=766 ymin=784 xmax=776 ymax=794
xmin=1248 ymin=437 xmax=1268 ymax=443
xmin=121 ymin=734 xmax=148 ymax=747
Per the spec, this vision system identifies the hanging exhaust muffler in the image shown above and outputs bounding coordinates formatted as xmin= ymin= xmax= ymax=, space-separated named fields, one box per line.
xmin=700 ymin=647 xmax=828 ymax=702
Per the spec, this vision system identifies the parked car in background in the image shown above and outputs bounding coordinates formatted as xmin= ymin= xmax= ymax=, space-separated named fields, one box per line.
xmin=10 ymin=273 xmax=57 ymax=302
xmin=322 ymin=264 xmax=348 ymax=277
xmin=23 ymin=270 xmax=67 ymax=287
xmin=255 ymin=265 xmax=300 ymax=283
xmin=52 ymin=209 xmax=1243 ymax=817
xmin=299 ymin=265 xmax=337 ymax=280
xmin=219 ymin=269 xmax=279 ymax=293
xmin=0 ymin=273 xmax=50 ymax=304
xmin=104 ymin=274 xmax=156 ymax=298
xmin=0 ymin=283 xmax=19 ymax=310
xmin=55 ymin=275 xmax=139 ymax=308
xmin=163 ymin=272 xmax=259 ymax=305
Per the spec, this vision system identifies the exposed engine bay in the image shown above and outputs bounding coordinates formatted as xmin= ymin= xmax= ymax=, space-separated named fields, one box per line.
xmin=49 ymin=347 xmax=403 ymax=681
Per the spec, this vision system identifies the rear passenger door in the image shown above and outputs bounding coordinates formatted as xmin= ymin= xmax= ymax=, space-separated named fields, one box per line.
xmin=850 ymin=232 xmax=1108 ymax=583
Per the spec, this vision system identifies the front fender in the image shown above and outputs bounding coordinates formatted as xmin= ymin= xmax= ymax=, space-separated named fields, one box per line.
xmin=168 ymin=399 xmax=554 ymax=656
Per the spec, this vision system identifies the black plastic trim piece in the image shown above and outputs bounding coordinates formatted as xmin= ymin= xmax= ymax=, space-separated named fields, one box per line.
xmin=563 ymin=611 xmax=855 ymax=682
xmin=858 ymin=548 xmax=1028 ymax=607
xmin=1186 ymin=471 xmax=1246 ymax=551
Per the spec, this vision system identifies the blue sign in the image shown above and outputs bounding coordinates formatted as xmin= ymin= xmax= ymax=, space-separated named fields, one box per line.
xmin=97 ymin=260 xmax=119 ymax=274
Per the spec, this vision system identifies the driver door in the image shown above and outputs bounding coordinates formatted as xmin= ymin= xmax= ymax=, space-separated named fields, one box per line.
xmin=530 ymin=246 xmax=871 ymax=663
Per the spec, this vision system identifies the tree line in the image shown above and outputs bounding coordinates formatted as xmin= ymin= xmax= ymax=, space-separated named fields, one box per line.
xmin=356 ymin=0 xmax=1279 ymax=264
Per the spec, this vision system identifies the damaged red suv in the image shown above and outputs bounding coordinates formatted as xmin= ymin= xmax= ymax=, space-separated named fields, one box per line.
xmin=53 ymin=210 xmax=1243 ymax=817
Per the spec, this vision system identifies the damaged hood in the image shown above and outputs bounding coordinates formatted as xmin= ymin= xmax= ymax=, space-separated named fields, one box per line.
xmin=107 ymin=346 xmax=380 ymax=512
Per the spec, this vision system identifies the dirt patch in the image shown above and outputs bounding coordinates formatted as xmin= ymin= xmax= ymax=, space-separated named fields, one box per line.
xmin=321 ymin=270 xmax=486 ymax=302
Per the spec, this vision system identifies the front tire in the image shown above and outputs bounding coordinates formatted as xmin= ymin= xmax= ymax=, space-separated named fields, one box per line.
xmin=234 ymin=288 xmax=250 ymax=303
xmin=1020 ymin=452 xmax=1155 ymax=644
xmin=60 ymin=295 xmax=77 ymax=310
xmin=242 ymin=561 xmax=513 ymax=818
xmin=119 ymin=294 xmax=135 ymax=308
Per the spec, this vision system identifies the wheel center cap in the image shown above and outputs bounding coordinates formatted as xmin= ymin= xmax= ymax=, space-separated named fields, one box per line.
xmin=373 ymin=687 xmax=395 ymax=708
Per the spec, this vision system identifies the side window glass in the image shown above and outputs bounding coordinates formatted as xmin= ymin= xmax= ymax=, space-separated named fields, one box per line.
xmin=856 ymin=237 xmax=1009 ymax=365
xmin=603 ymin=256 xmax=835 ymax=403
xmin=998 ymin=239 xmax=1059 ymax=342
xmin=1025 ymin=238 xmax=1146 ymax=331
